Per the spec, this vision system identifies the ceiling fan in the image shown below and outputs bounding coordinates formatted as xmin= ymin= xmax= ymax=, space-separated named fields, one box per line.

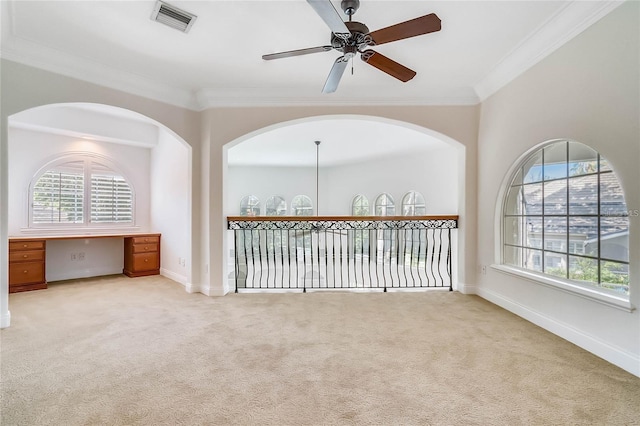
xmin=262 ymin=0 xmax=441 ymax=94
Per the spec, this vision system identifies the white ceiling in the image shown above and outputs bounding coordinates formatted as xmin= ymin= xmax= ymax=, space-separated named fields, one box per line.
xmin=0 ymin=0 xmax=623 ymax=110
xmin=1 ymin=1 xmax=623 ymax=167
xmin=227 ymin=118 xmax=448 ymax=167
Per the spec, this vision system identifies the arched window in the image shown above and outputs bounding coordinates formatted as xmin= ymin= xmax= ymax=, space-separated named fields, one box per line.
xmin=239 ymin=195 xmax=260 ymax=216
xmin=265 ymin=195 xmax=287 ymax=216
xmin=401 ymin=191 xmax=426 ymax=215
xmin=351 ymin=194 xmax=369 ymax=216
xmin=374 ymin=193 xmax=395 ymax=216
xmin=30 ymin=155 xmax=134 ymax=227
xmin=502 ymin=140 xmax=629 ymax=296
xmin=291 ymin=195 xmax=313 ymax=216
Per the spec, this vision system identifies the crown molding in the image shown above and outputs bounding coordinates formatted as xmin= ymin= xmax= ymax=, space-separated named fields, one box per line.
xmin=1 ymin=0 xmax=624 ymax=110
xmin=195 ymin=88 xmax=480 ymax=109
xmin=0 ymin=40 xmax=198 ymax=111
xmin=474 ymin=0 xmax=625 ymax=101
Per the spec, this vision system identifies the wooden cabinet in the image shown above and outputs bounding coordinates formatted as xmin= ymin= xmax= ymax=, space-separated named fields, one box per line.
xmin=123 ymin=234 xmax=161 ymax=277
xmin=7 ymin=233 xmax=161 ymax=292
xmin=8 ymin=239 xmax=47 ymax=293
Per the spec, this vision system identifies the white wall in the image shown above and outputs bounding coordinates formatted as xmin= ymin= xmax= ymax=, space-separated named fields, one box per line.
xmin=7 ymin=127 xmax=151 ymax=281
xmin=226 ymin=144 xmax=458 ymax=217
xmin=322 ymin=146 xmax=458 ymax=216
xmin=46 ymin=238 xmax=124 ymax=282
xmin=150 ymin=128 xmax=190 ymax=285
xmin=8 ymin=127 xmax=151 ymax=234
xmin=476 ymin=1 xmax=639 ymax=376
xmin=226 ymin=166 xmax=316 ymax=216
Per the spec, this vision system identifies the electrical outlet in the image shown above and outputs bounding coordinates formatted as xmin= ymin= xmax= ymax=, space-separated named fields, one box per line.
xmin=481 ymin=265 xmax=487 ymax=275
xmin=78 ymin=252 xmax=85 ymax=261
xmin=181 ymin=258 xmax=186 ymax=267
xmin=70 ymin=253 xmax=77 ymax=261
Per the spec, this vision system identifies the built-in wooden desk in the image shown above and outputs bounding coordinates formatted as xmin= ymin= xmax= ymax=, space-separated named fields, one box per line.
xmin=8 ymin=233 xmax=161 ymax=293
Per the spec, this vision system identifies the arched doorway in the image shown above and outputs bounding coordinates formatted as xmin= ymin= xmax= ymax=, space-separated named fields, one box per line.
xmin=222 ymin=114 xmax=465 ymax=292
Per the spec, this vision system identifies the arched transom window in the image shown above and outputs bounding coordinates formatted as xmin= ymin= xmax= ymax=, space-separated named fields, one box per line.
xmin=239 ymin=195 xmax=260 ymax=216
xmin=351 ymin=194 xmax=369 ymax=216
xmin=402 ymin=191 xmax=426 ymax=216
xmin=291 ymin=195 xmax=313 ymax=216
xmin=266 ymin=195 xmax=287 ymax=216
xmin=30 ymin=155 xmax=134 ymax=227
xmin=502 ymin=140 xmax=629 ymax=296
xmin=374 ymin=193 xmax=395 ymax=216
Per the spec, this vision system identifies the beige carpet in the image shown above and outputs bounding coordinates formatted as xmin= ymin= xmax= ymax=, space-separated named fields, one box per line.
xmin=1 ymin=275 xmax=639 ymax=425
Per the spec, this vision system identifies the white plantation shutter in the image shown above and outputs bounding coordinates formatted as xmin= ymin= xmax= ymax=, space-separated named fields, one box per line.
xmin=30 ymin=157 xmax=134 ymax=227
xmin=32 ymin=162 xmax=84 ymax=224
xmin=90 ymin=162 xmax=133 ymax=223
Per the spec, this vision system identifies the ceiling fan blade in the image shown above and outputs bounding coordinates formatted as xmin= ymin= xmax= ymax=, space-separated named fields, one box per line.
xmin=307 ymin=0 xmax=350 ymax=39
xmin=262 ymin=46 xmax=333 ymax=60
xmin=322 ymin=56 xmax=349 ymax=93
xmin=360 ymin=50 xmax=416 ymax=82
xmin=368 ymin=13 xmax=441 ymax=46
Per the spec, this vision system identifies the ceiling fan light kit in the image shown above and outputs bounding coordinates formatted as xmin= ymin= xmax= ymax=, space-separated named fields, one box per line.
xmin=262 ymin=0 xmax=441 ymax=94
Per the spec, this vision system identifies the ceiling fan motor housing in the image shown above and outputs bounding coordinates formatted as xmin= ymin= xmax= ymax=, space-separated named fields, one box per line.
xmin=330 ymin=21 xmax=370 ymax=51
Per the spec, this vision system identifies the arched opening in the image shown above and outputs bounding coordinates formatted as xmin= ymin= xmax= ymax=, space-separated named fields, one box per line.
xmin=223 ymin=114 xmax=465 ymax=292
xmin=7 ymin=103 xmax=193 ymax=287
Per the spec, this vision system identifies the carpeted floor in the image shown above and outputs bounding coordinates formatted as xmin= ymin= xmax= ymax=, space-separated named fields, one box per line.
xmin=1 ymin=275 xmax=639 ymax=425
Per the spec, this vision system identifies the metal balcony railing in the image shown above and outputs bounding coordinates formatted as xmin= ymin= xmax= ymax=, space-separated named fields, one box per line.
xmin=227 ymin=215 xmax=458 ymax=292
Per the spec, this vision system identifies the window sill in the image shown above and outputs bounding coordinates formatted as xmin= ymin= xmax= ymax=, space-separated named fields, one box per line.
xmin=490 ymin=264 xmax=635 ymax=313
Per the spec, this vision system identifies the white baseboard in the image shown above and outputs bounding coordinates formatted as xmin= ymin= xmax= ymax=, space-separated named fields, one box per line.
xmin=160 ymin=268 xmax=187 ymax=285
xmin=456 ymin=282 xmax=477 ymax=294
xmin=47 ymin=266 xmax=122 ymax=282
xmin=196 ymin=283 xmax=229 ymax=297
xmin=1 ymin=310 xmax=11 ymax=328
xmin=184 ymin=282 xmax=200 ymax=294
xmin=477 ymin=286 xmax=640 ymax=378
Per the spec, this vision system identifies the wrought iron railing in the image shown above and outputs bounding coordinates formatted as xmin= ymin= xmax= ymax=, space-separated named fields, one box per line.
xmin=227 ymin=216 xmax=458 ymax=292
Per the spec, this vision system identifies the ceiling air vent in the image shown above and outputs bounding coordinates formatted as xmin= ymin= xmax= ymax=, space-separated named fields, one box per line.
xmin=151 ymin=1 xmax=197 ymax=33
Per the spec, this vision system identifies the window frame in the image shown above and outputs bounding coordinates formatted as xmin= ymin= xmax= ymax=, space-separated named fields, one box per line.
xmin=28 ymin=153 xmax=136 ymax=230
xmin=290 ymin=195 xmax=313 ymax=216
xmin=494 ymin=139 xmax=633 ymax=312
xmin=351 ymin=194 xmax=369 ymax=216
xmin=239 ymin=195 xmax=261 ymax=216
xmin=401 ymin=190 xmax=426 ymax=216
xmin=265 ymin=195 xmax=287 ymax=216
xmin=374 ymin=193 xmax=395 ymax=216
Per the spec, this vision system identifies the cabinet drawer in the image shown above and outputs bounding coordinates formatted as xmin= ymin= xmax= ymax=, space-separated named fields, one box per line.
xmin=132 ymin=252 xmax=159 ymax=272
xmin=9 ymin=241 xmax=45 ymax=251
xmin=9 ymin=250 xmax=44 ymax=263
xmin=131 ymin=236 xmax=159 ymax=245
xmin=9 ymin=261 xmax=45 ymax=285
xmin=132 ymin=243 xmax=158 ymax=253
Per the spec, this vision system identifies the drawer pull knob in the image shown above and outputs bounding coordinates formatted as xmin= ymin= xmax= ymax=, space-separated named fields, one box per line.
xmin=23 ymin=270 xmax=28 ymax=274
xmin=144 ymin=246 xmax=148 ymax=250
xmin=23 ymin=254 xmax=28 ymax=258
xmin=23 ymin=244 xmax=28 ymax=248
xmin=144 ymin=259 xmax=149 ymax=262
